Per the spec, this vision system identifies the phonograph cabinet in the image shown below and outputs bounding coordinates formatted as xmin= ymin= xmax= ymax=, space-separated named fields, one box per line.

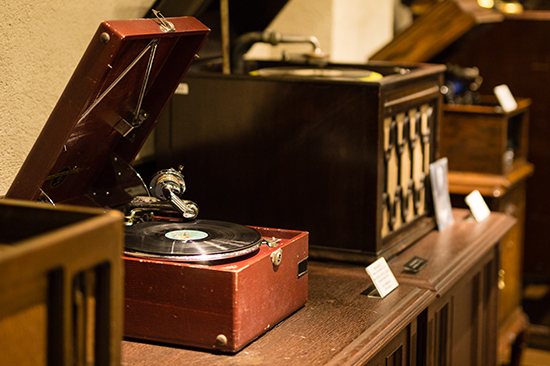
xmin=155 ymin=60 xmax=445 ymax=264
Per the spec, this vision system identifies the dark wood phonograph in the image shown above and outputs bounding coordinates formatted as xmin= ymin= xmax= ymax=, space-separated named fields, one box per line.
xmin=156 ymin=59 xmax=444 ymax=265
xmin=5 ymin=13 xmax=308 ymax=353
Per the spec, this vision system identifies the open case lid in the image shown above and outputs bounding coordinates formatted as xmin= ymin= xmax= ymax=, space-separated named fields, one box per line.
xmin=6 ymin=15 xmax=210 ymax=208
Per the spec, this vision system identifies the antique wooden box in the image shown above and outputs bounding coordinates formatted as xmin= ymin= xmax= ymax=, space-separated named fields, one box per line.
xmin=0 ymin=198 xmax=124 ymax=366
xmin=155 ymin=60 xmax=445 ymax=264
xmin=124 ymin=226 xmax=308 ymax=352
xmin=441 ymin=96 xmax=531 ymax=175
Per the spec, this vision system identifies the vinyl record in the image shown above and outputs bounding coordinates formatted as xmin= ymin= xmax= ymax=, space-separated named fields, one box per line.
xmin=251 ymin=66 xmax=383 ymax=81
xmin=124 ymin=219 xmax=262 ymax=262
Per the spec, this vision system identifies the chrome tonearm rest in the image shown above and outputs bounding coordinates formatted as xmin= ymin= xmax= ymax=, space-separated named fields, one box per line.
xmin=149 ymin=167 xmax=199 ymax=220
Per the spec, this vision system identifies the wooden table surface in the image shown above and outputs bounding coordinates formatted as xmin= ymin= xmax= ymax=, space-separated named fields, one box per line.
xmin=389 ymin=209 xmax=516 ymax=293
xmin=121 ymin=210 xmax=515 ymax=365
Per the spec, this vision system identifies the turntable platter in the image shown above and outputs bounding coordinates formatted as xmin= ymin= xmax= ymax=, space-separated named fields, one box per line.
xmin=251 ymin=66 xmax=383 ymax=81
xmin=124 ymin=219 xmax=262 ymax=262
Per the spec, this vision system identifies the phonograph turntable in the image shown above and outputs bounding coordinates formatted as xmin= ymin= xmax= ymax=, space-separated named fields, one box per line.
xmin=5 ymin=13 xmax=309 ymax=353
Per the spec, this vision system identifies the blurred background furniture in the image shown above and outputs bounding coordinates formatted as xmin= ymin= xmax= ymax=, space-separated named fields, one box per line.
xmin=372 ymin=0 xmax=550 ymax=360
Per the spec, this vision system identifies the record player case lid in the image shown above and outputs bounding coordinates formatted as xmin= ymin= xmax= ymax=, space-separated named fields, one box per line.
xmin=6 ymin=16 xmax=210 ymax=207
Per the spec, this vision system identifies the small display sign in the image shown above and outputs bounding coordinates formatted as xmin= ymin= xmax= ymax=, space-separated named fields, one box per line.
xmin=403 ymin=256 xmax=428 ymax=273
xmin=465 ymin=190 xmax=491 ymax=222
xmin=494 ymin=84 xmax=517 ymax=113
xmin=365 ymin=257 xmax=399 ymax=298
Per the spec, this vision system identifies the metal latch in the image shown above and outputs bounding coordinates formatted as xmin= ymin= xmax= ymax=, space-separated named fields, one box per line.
xmin=271 ymin=248 xmax=283 ymax=267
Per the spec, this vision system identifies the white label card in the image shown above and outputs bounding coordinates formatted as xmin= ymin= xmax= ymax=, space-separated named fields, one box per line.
xmin=494 ymin=84 xmax=517 ymax=113
xmin=175 ymin=83 xmax=189 ymax=95
xmin=465 ymin=190 xmax=491 ymax=222
xmin=365 ymin=257 xmax=399 ymax=298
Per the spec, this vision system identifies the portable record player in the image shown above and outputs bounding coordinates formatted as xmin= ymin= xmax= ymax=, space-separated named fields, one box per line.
xmin=6 ymin=13 xmax=309 ymax=353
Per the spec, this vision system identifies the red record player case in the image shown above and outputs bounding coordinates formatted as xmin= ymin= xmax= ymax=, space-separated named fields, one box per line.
xmin=6 ymin=15 xmax=309 ymax=353
xmin=124 ymin=227 xmax=308 ymax=353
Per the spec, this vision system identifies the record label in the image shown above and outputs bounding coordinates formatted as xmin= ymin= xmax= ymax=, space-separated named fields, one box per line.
xmin=165 ymin=230 xmax=209 ymax=241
